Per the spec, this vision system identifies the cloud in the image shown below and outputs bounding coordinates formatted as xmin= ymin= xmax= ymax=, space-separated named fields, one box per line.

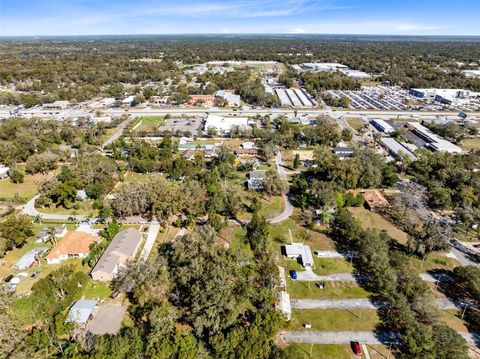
xmin=289 ymin=27 xmax=306 ymax=34
xmin=394 ymin=23 xmax=445 ymax=32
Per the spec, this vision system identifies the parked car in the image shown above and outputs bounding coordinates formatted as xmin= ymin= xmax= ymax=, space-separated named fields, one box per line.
xmin=351 ymin=341 xmax=362 ymax=356
xmin=31 ymin=270 xmax=41 ymax=278
xmin=4 ymin=274 xmax=13 ymax=282
xmin=5 ymin=284 xmax=17 ymax=292
xmin=290 ymin=270 xmax=297 ymax=280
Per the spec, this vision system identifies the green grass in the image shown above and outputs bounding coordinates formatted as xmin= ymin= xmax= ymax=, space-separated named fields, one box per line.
xmin=461 ymin=137 xmax=480 ymax=151
xmin=288 ymin=279 xmax=372 ymax=299
xmin=292 ymin=344 xmax=354 ymax=359
xmin=83 ymin=279 xmax=112 ymax=299
xmin=348 ymin=207 xmax=409 ymax=245
xmin=313 ymin=257 xmax=354 ymax=276
xmin=409 ymin=252 xmax=460 ymax=271
xmin=132 ymin=116 xmax=165 ymax=133
xmin=37 ymin=200 xmax=98 ymax=217
xmin=287 ymin=309 xmax=379 ymax=331
xmin=0 ymin=172 xmax=51 ymax=201
xmin=346 ymin=118 xmax=366 ymax=132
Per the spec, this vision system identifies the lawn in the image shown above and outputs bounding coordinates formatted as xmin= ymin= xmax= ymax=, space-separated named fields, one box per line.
xmin=37 ymin=199 xmax=98 ymax=217
xmin=287 ymin=309 xmax=379 ymax=331
xmin=461 ymin=137 xmax=480 ymax=151
xmin=291 ymin=344 xmax=394 ymax=359
xmin=345 ymin=118 xmax=366 ymax=132
xmin=0 ymin=172 xmax=51 ymax=201
xmin=348 ymin=207 xmax=409 ymax=245
xmin=131 ymin=116 xmax=165 ymax=133
xmin=218 ymin=226 xmax=252 ymax=253
xmin=440 ymin=310 xmax=469 ymax=332
xmin=83 ymin=279 xmax=112 ymax=300
xmin=409 ymin=252 xmax=460 ymax=271
xmin=287 ymin=279 xmax=372 ymax=300
xmin=312 ymin=257 xmax=354 ymax=276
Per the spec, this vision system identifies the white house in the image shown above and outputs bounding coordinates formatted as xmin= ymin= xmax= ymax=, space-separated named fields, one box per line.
xmin=284 ymin=243 xmax=314 ymax=268
xmin=215 ymin=90 xmax=241 ymax=107
xmin=0 ymin=165 xmax=10 ymax=179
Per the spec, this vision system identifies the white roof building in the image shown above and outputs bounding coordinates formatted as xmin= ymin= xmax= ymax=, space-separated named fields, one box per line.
xmin=463 ymin=70 xmax=480 ymax=78
xmin=371 ymin=119 xmax=394 ymax=133
xmin=215 ymin=90 xmax=241 ymax=107
xmin=277 ymin=291 xmax=292 ymax=320
xmin=340 ymin=69 xmax=372 ymax=79
xmin=66 ymin=300 xmax=97 ymax=325
xmin=0 ymin=165 xmax=10 ymax=179
xmin=408 ymin=122 xmax=463 ymax=154
xmin=284 ymin=243 xmax=314 ymax=268
xmin=122 ymin=95 xmax=135 ymax=105
xmin=381 ymin=137 xmax=417 ymax=161
xmin=204 ymin=115 xmax=250 ymax=134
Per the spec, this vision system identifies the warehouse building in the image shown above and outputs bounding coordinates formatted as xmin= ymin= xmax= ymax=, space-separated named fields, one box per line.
xmin=407 ymin=122 xmax=463 ymax=154
xmin=205 ymin=115 xmax=250 ymax=134
xmin=371 ymin=119 xmax=394 ymax=133
xmin=380 ymin=137 xmax=416 ymax=161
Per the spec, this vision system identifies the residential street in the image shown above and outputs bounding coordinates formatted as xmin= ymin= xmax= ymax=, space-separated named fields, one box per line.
xmin=290 ymin=298 xmax=461 ymax=310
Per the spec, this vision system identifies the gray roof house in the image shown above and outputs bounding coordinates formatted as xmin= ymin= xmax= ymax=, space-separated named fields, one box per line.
xmin=66 ymin=300 xmax=97 ymax=325
xmin=91 ymin=228 xmax=143 ymax=282
xmin=247 ymin=170 xmax=267 ymax=190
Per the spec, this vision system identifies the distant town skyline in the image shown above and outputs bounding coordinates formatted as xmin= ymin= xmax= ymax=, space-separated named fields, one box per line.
xmin=1 ymin=0 xmax=479 ymax=37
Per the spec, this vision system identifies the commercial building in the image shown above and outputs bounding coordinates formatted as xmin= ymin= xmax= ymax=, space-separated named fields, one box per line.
xmin=91 ymin=228 xmax=143 ymax=282
xmin=380 ymin=137 xmax=417 ymax=161
xmin=409 ymin=88 xmax=480 ymax=105
xmin=275 ymin=88 xmax=316 ymax=107
xmin=204 ymin=115 xmax=250 ymax=134
xmin=45 ymin=231 xmax=101 ymax=264
xmin=284 ymin=243 xmax=314 ymax=268
xmin=463 ymin=70 xmax=480 ymax=79
xmin=407 ymin=122 xmax=463 ymax=154
xmin=215 ymin=90 xmax=241 ymax=107
xmin=332 ymin=147 xmax=355 ymax=159
xmin=339 ymin=69 xmax=372 ymax=79
xmin=188 ymin=95 xmax=215 ymax=107
xmin=66 ymin=300 xmax=97 ymax=325
xmin=42 ymin=100 xmax=70 ymax=110
xmin=371 ymin=119 xmax=394 ymax=133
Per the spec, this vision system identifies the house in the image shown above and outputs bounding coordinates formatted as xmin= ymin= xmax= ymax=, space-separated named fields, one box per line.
xmin=36 ymin=225 xmax=67 ymax=243
xmin=247 ymin=170 xmax=266 ymax=190
xmin=235 ymin=148 xmax=258 ymax=156
xmin=13 ymin=248 xmax=48 ymax=270
xmin=181 ymin=149 xmax=195 ymax=160
xmin=122 ymin=96 xmax=135 ymax=106
xmin=188 ymin=95 xmax=215 ymax=107
xmin=89 ymin=116 xmax=112 ymax=124
xmin=76 ymin=190 xmax=88 ymax=200
xmin=42 ymin=100 xmax=70 ymax=110
xmin=332 ymin=147 xmax=355 ymax=159
xmin=284 ymin=243 xmax=314 ymax=268
xmin=240 ymin=141 xmax=255 ymax=150
xmin=45 ymin=231 xmax=101 ymax=264
xmin=363 ymin=190 xmax=391 ymax=212
xmin=66 ymin=300 xmax=97 ymax=325
xmin=0 ymin=165 xmax=10 ymax=179
xmin=91 ymin=228 xmax=143 ymax=282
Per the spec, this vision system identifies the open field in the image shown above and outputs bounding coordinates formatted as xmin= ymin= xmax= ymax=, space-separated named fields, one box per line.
xmin=287 ymin=309 xmax=379 ymax=332
xmin=348 ymin=207 xmax=409 ymax=245
xmin=287 ymin=279 xmax=372 ymax=300
xmin=292 ymin=343 xmax=394 ymax=359
xmin=461 ymin=137 xmax=480 ymax=151
xmin=440 ymin=310 xmax=470 ymax=332
xmin=409 ymin=252 xmax=460 ymax=271
xmin=0 ymin=173 xmax=51 ymax=201
xmin=132 ymin=116 xmax=165 ymax=133
xmin=345 ymin=117 xmax=366 ymax=131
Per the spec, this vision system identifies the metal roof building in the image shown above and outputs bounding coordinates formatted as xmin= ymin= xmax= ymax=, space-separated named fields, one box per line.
xmin=66 ymin=300 xmax=97 ymax=325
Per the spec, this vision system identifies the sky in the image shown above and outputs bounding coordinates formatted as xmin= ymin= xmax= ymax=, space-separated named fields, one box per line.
xmin=0 ymin=0 xmax=479 ymax=36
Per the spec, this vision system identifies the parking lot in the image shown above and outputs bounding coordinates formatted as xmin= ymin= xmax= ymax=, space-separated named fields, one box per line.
xmin=158 ymin=116 xmax=203 ymax=135
xmin=87 ymin=303 xmax=125 ymax=335
xmin=327 ymin=86 xmax=480 ymax=112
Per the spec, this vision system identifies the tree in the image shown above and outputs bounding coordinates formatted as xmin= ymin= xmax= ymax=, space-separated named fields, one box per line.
xmin=293 ymin=153 xmax=300 ymax=169
xmin=25 ymin=151 xmax=58 ymax=174
xmin=432 ymin=324 xmax=468 ymax=359
xmin=9 ymin=167 xmax=24 ymax=184
xmin=0 ymin=214 xmax=34 ymax=257
xmin=341 ymin=128 xmax=353 ymax=141
xmin=262 ymin=169 xmax=286 ymax=196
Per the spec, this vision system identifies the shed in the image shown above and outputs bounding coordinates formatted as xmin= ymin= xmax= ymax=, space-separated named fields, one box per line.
xmin=66 ymin=300 xmax=97 ymax=325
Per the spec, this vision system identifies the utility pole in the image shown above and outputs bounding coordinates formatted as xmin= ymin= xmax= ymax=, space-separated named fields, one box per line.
xmin=461 ymin=303 xmax=469 ymax=319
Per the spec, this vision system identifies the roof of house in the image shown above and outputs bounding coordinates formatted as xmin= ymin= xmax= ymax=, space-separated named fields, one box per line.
xmin=46 ymin=231 xmax=100 ymax=260
xmin=91 ymin=228 xmax=143 ymax=277
xmin=284 ymin=243 xmax=314 ymax=266
xmin=66 ymin=300 xmax=97 ymax=324
xmin=363 ymin=190 xmax=390 ymax=210
xmin=13 ymin=248 xmax=48 ymax=268
xmin=249 ymin=170 xmax=267 ymax=179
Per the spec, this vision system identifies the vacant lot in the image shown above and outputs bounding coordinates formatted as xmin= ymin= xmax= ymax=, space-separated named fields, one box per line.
xmin=132 ymin=116 xmax=165 ymax=133
xmin=287 ymin=280 xmax=372 ymax=300
xmin=346 ymin=117 xmax=366 ymax=131
xmin=0 ymin=173 xmax=51 ymax=201
xmin=348 ymin=207 xmax=409 ymax=245
xmin=461 ymin=137 xmax=480 ymax=151
xmin=293 ymin=344 xmax=394 ymax=359
xmin=288 ymin=309 xmax=379 ymax=331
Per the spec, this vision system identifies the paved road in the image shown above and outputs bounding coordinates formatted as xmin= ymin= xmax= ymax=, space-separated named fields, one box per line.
xmin=139 ymin=223 xmax=160 ymax=261
xmin=314 ymin=250 xmax=357 ymax=259
xmin=269 ymin=151 xmax=293 ymax=224
xmin=281 ymin=331 xmax=400 ymax=345
xmin=281 ymin=331 xmax=479 ymax=345
xmin=295 ymin=268 xmax=359 ymax=282
xmin=22 ymin=195 xmax=88 ymax=221
xmin=450 ymin=247 xmax=477 ymax=267
xmin=102 ymin=119 xmax=130 ymax=149
xmin=290 ymin=298 xmax=461 ymax=310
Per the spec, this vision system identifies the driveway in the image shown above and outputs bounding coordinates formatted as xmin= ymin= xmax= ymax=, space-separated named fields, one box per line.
xmin=87 ymin=303 xmax=125 ymax=335
xmin=295 ymin=268 xmax=359 ymax=282
xmin=281 ymin=331 xmax=400 ymax=345
xmin=290 ymin=298 xmax=460 ymax=310
xmin=139 ymin=223 xmax=160 ymax=261
xmin=269 ymin=151 xmax=293 ymax=224
xmin=22 ymin=195 xmax=88 ymax=221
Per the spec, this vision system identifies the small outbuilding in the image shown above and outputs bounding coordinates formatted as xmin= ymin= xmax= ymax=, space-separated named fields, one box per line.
xmin=284 ymin=243 xmax=314 ymax=268
xmin=66 ymin=300 xmax=97 ymax=325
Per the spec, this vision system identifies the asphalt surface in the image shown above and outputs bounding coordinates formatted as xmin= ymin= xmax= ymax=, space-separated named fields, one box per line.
xmin=269 ymin=151 xmax=293 ymax=224
xmin=138 ymin=223 xmax=160 ymax=261
xmin=290 ymin=298 xmax=461 ymax=310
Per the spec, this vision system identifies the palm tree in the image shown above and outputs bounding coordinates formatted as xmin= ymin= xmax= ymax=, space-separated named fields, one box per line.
xmin=45 ymin=226 xmax=57 ymax=246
